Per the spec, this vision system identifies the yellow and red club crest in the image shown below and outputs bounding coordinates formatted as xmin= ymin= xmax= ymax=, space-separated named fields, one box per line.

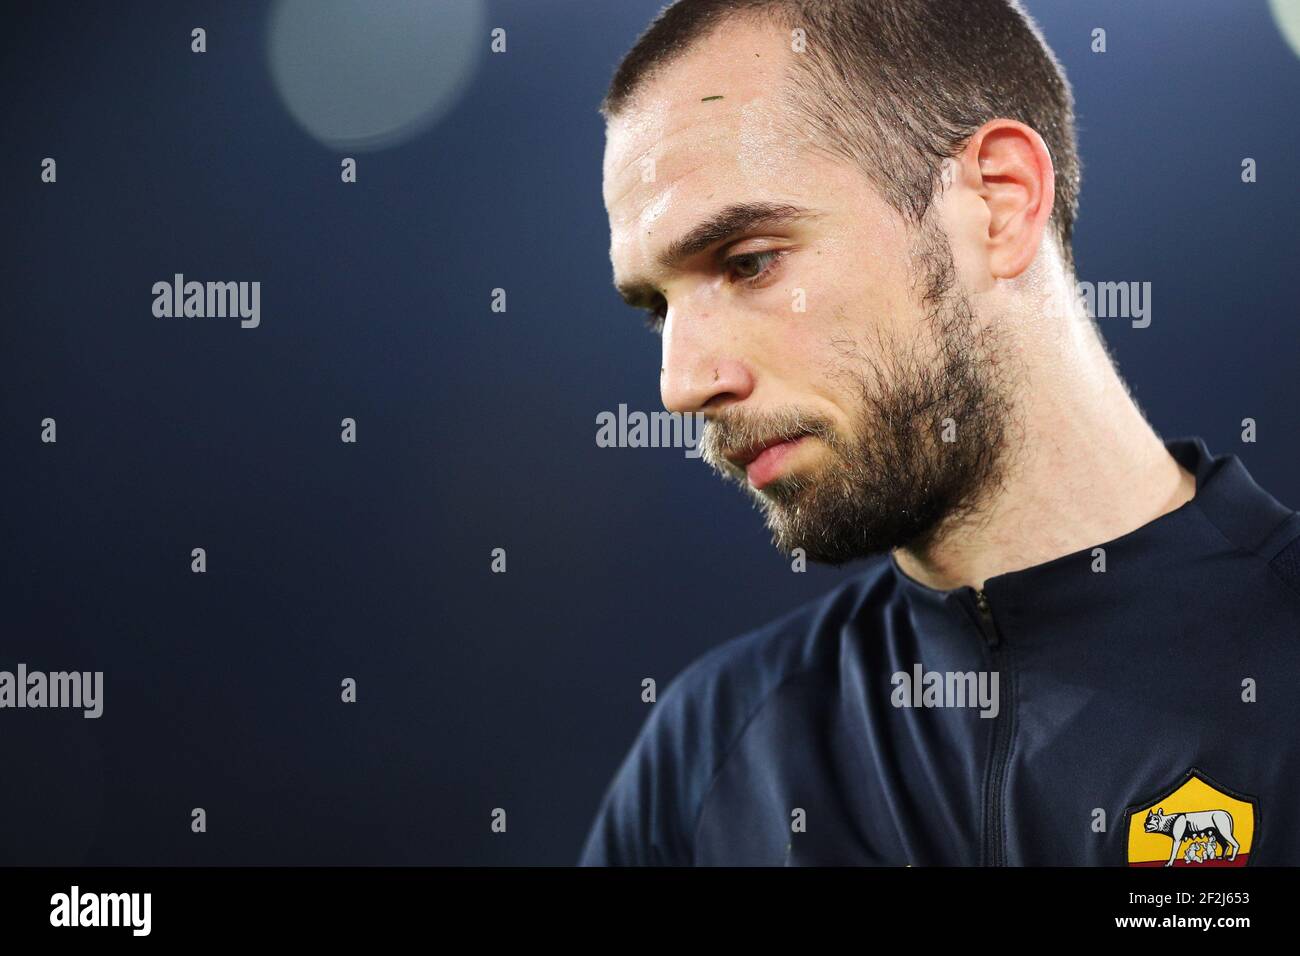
xmin=1123 ymin=768 xmax=1258 ymax=867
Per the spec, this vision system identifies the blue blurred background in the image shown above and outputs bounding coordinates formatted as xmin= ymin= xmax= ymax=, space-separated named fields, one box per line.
xmin=2 ymin=0 xmax=1298 ymax=864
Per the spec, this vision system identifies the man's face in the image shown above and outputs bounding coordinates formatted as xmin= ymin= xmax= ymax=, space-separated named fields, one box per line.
xmin=604 ymin=20 xmax=1011 ymax=564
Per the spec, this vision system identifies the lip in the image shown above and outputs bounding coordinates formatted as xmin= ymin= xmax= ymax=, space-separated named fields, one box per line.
xmin=730 ymin=435 xmax=807 ymax=490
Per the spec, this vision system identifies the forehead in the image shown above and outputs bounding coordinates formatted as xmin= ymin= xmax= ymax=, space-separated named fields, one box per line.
xmin=603 ymin=20 xmax=814 ymax=274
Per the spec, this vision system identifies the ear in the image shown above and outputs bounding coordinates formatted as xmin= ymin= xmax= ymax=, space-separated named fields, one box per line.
xmin=955 ymin=118 xmax=1055 ymax=280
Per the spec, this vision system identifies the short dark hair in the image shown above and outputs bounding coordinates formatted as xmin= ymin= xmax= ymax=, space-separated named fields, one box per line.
xmin=601 ymin=0 xmax=1081 ymax=274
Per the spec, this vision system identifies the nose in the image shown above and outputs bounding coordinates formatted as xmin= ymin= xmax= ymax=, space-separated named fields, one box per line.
xmin=659 ymin=311 xmax=755 ymax=414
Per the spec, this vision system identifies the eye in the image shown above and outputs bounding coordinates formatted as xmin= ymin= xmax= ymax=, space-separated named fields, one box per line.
xmin=642 ymin=295 xmax=667 ymax=334
xmin=639 ymin=250 xmax=787 ymax=335
xmin=724 ymin=249 xmax=785 ymax=285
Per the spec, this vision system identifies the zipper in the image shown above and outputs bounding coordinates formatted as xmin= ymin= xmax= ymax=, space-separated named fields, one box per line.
xmin=974 ymin=588 xmax=997 ymax=645
xmin=969 ymin=586 xmax=1013 ymax=866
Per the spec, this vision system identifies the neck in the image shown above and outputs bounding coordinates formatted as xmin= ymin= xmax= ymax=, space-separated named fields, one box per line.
xmin=892 ymin=294 xmax=1197 ymax=593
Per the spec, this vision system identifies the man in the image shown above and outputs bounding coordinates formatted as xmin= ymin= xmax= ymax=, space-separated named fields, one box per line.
xmin=580 ymin=0 xmax=1300 ymax=865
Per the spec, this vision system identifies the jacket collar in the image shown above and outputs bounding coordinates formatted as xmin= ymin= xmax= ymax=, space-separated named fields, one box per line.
xmin=889 ymin=435 xmax=1294 ymax=627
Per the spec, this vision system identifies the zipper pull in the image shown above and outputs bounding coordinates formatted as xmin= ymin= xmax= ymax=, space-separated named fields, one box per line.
xmin=973 ymin=588 xmax=1001 ymax=647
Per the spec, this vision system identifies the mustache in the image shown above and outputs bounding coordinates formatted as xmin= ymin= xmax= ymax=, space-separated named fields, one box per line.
xmin=699 ymin=405 xmax=839 ymax=476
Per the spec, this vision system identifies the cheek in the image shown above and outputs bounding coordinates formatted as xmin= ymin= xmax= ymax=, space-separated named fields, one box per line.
xmin=760 ymin=238 xmax=917 ymax=403
xmin=813 ymin=235 xmax=914 ymax=331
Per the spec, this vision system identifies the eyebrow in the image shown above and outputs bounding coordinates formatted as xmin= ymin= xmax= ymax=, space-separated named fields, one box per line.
xmin=614 ymin=201 xmax=821 ymax=307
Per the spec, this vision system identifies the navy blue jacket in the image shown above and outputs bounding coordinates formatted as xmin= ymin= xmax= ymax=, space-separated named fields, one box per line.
xmin=579 ymin=437 xmax=1300 ymax=865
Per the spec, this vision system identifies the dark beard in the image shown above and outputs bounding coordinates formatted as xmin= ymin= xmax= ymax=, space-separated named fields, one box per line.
xmin=698 ymin=217 xmax=1014 ymax=566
